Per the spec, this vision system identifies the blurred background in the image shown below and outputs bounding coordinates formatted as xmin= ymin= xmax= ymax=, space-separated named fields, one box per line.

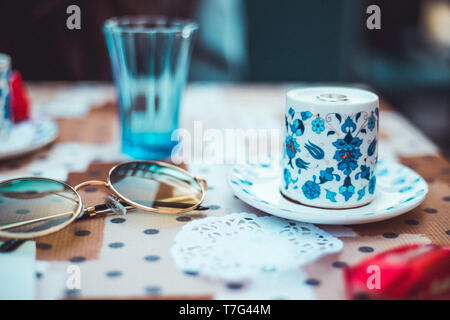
xmin=0 ymin=0 xmax=448 ymax=155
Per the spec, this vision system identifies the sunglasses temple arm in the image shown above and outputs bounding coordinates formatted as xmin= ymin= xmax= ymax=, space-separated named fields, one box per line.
xmin=0 ymin=200 xmax=208 ymax=231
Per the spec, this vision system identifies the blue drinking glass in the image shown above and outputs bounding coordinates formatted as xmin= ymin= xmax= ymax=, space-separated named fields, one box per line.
xmin=103 ymin=16 xmax=198 ymax=159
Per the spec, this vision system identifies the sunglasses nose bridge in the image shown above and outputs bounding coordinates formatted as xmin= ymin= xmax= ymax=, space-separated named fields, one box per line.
xmin=74 ymin=180 xmax=109 ymax=192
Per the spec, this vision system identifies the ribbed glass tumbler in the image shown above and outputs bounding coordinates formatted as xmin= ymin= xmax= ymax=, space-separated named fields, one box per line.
xmin=104 ymin=16 xmax=198 ymax=159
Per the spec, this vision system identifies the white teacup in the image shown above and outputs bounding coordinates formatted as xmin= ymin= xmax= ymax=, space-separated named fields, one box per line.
xmin=281 ymin=87 xmax=379 ymax=209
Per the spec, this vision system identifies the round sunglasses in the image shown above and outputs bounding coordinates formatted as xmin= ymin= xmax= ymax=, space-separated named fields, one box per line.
xmin=0 ymin=161 xmax=207 ymax=240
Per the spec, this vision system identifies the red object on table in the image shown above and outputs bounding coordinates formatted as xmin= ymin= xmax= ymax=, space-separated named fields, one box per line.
xmin=9 ymin=71 xmax=31 ymax=123
xmin=344 ymin=244 xmax=450 ymax=300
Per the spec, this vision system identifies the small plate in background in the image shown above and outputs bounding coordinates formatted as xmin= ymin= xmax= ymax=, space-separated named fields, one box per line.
xmin=0 ymin=119 xmax=58 ymax=161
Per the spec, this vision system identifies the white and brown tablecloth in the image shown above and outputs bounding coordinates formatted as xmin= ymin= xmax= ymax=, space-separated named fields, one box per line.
xmin=0 ymin=83 xmax=448 ymax=299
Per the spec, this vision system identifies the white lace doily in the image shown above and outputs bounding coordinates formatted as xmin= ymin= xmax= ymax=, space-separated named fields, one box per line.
xmin=171 ymin=212 xmax=343 ymax=281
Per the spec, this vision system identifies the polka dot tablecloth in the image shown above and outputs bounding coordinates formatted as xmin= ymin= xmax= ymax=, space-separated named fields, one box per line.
xmin=0 ymin=83 xmax=448 ymax=299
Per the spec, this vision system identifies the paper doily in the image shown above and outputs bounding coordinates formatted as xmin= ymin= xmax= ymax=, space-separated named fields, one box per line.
xmin=171 ymin=212 xmax=343 ymax=281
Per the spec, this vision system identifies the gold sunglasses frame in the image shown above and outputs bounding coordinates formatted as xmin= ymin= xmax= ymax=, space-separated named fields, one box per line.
xmin=0 ymin=160 xmax=207 ymax=240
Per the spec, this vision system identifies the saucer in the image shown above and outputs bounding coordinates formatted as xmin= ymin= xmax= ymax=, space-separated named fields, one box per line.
xmin=0 ymin=119 xmax=58 ymax=161
xmin=227 ymin=159 xmax=428 ymax=225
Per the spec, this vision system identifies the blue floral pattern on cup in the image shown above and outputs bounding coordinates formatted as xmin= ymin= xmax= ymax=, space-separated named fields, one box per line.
xmin=302 ymin=176 xmax=321 ymax=200
xmin=311 ymin=117 xmax=325 ymax=134
xmin=283 ymin=107 xmax=379 ymax=205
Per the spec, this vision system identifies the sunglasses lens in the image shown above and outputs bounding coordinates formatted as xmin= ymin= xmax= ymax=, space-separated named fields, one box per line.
xmin=0 ymin=178 xmax=81 ymax=236
xmin=109 ymin=162 xmax=203 ymax=212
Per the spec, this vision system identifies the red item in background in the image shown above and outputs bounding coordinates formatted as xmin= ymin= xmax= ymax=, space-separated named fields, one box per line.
xmin=344 ymin=244 xmax=450 ymax=300
xmin=9 ymin=71 xmax=30 ymax=123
